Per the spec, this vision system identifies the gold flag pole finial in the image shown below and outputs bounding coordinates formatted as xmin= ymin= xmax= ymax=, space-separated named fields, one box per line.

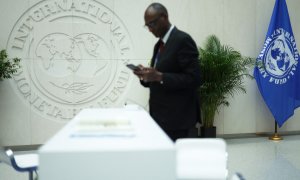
xmin=269 ymin=121 xmax=283 ymax=141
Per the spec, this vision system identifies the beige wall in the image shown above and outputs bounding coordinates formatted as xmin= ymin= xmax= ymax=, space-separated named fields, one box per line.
xmin=0 ymin=0 xmax=300 ymax=146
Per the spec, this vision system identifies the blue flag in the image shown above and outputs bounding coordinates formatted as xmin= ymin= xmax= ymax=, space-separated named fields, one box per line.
xmin=254 ymin=0 xmax=300 ymax=127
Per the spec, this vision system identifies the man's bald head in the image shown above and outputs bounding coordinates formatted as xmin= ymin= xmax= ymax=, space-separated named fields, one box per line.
xmin=144 ymin=3 xmax=171 ymax=38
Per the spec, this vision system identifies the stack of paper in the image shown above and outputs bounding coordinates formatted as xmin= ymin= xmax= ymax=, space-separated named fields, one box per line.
xmin=70 ymin=118 xmax=135 ymax=138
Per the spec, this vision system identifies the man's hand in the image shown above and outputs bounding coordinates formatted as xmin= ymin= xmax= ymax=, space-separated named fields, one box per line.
xmin=133 ymin=65 xmax=163 ymax=82
xmin=133 ymin=65 xmax=146 ymax=80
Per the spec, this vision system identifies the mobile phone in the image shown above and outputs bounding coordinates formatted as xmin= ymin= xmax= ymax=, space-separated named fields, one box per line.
xmin=126 ymin=64 xmax=140 ymax=71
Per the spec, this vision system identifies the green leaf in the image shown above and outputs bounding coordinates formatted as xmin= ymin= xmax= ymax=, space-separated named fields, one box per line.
xmin=0 ymin=49 xmax=21 ymax=80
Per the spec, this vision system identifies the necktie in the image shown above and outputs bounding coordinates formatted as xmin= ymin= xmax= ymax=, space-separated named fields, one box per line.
xmin=154 ymin=40 xmax=164 ymax=67
xmin=159 ymin=40 xmax=164 ymax=52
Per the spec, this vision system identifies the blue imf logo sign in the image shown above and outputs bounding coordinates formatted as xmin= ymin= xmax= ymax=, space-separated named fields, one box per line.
xmin=257 ymin=28 xmax=299 ymax=85
xmin=254 ymin=0 xmax=300 ymax=127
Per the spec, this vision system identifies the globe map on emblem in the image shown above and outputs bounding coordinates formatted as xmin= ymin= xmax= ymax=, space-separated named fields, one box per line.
xmin=265 ymin=34 xmax=295 ymax=77
xmin=269 ymin=39 xmax=290 ymax=71
xmin=32 ymin=32 xmax=115 ymax=105
xmin=36 ymin=33 xmax=109 ymax=77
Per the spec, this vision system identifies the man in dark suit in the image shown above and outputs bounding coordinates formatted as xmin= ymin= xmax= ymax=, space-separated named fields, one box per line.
xmin=134 ymin=3 xmax=201 ymax=141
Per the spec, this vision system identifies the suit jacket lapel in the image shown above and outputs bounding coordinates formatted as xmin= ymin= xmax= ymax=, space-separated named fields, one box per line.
xmin=151 ymin=27 xmax=178 ymax=68
xmin=163 ymin=27 xmax=177 ymax=53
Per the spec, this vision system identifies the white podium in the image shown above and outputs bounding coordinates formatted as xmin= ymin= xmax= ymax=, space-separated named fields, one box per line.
xmin=38 ymin=107 xmax=175 ymax=180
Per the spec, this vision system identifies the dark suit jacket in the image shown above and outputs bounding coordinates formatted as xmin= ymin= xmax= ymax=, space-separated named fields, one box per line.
xmin=141 ymin=27 xmax=201 ymax=131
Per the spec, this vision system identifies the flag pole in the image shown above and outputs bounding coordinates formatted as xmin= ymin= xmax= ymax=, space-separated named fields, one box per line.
xmin=269 ymin=121 xmax=283 ymax=141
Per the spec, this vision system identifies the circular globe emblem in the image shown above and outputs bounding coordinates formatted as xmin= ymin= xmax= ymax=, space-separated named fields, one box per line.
xmin=263 ymin=33 xmax=296 ymax=78
xmin=7 ymin=0 xmax=133 ymax=121
xmin=257 ymin=28 xmax=299 ymax=85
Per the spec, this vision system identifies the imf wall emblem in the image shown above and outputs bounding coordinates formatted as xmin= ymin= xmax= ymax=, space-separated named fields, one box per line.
xmin=7 ymin=0 xmax=133 ymax=121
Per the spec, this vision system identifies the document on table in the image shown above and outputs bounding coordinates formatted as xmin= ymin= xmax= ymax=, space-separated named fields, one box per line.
xmin=70 ymin=118 xmax=136 ymax=138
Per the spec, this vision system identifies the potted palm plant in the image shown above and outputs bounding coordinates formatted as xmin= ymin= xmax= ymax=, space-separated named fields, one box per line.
xmin=198 ymin=35 xmax=253 ymax=137
xmin=0 ymin=49 xmax=20 ymax=80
